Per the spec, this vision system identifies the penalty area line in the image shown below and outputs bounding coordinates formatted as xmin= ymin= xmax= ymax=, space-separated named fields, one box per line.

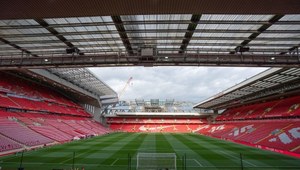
xmin=110 ymin=158 xmax=119 ymax=166
xmin=219 ymin=151 xmax=257 ymax=167
xmin=193 ymin=159 xmax=203 ymax=167
xmin=60 ymin=152 xmax=86 ymax=164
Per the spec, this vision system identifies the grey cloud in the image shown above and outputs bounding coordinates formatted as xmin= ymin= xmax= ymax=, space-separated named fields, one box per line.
xmin=89 ymin=67 xmax=267 ymax=103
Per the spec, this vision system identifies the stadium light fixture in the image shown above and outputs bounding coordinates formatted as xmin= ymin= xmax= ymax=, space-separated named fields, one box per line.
xmin=235 ymin=46 xmax=250 ymax=53
xmin=44 ymin=59 xmax=49 ymax=62
xmin=66 ymin=47 xmax=80 ymax=54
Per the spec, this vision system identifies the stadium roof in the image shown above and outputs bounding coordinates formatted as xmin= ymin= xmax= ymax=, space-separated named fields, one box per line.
xmin=194 ymin=68 xmax=300 ymax=110
xmin=16 ymin=68 xmax=118 ymax=106
xmin=1 ymin=0 xmax=299 ymax=18
xmin=1 ymin=0 xmax=300 ymax=107
xmin=0 ymin=1 xmax=299 ymax=68
xmin=46 ymin=68 xmax=117 ymax=97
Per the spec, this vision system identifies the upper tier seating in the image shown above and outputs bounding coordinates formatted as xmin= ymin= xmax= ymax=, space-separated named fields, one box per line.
xmin=0 ymin=72 xmax=89 ymax=117
xmin=217 ymin=95 xmax=300 ymax=121
xmin=0 ymin=73 xmax=77 ymax=107
xmin=0 ymin=94 xmax=21 ymax=109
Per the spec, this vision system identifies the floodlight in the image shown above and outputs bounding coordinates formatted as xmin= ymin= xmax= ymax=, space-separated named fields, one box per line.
xmin=235 ymin=46 xmax=250 ymax=53
xmin=66 ymin=47 xmax=80 ymax=54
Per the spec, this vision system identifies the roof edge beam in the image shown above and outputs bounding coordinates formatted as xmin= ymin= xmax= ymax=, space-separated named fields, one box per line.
xmin=193 ymin=68 xmax=285 ymax=108
xmin=1 ymin=0 xmax=300 ymax=19
xmin=0 ymin=54 xmax=299 ymax=69
xmin=179 ymin=14 xmax=202 ymax=53
xmin=29 ymin=69 xmax=98 ymax=99
xmin=2 ymin=20 xmax=300 ymax=29
xmin=34 ymin=19 xmax=84 ymax=55
xmin=111 ymin=16 xmax=134 ymax=55
xmin=233 ymin=14 xmax=284 ymax=54
xmin=0 ymin=38 xmax=38 ymax=57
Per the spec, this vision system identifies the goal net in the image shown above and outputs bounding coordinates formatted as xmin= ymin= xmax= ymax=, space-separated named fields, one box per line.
xmin=136 ymin=152 xmax=176 ymax=170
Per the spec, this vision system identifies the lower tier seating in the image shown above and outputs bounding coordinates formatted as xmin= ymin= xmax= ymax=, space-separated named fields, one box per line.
xmin=110 ymin=123 xmax=203 ymax=133
xmin=28 ymin=125 xmax=73 ymax=142
xmin=108 ymin=117 xmax=206 ymax=133
xmin=0 ymin=135 xmax=22 ymax=152
xmin=195 ymin=119 xmax=300 ymax=154
xmin=108 ymin=116 xmax=300 ymax=155
xmin=0 ymin=118 xmax=54 ymax=146
xmin=107 ymin=117 xmax=206 ymax=124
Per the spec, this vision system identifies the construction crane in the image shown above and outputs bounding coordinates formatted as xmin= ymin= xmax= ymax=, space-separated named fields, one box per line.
xmin=118 ymin=77 xmax=133 ymax=99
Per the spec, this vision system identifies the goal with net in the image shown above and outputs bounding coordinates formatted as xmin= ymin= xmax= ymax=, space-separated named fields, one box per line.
xmin=136 ymin=152 xmax=176 ymax=170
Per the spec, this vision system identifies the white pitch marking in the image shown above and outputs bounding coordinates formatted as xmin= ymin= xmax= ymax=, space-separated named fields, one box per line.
xmin=193 ymin=159 xmax=203 ymax=167
xmin=219 ymin=151 xmax=257 ymax=167
xmin=110 ymin=158 xmax=119 ymax=166
xmin=3 ymin=161 xmax=299 ymax=169
xmin=60 ymin=152 xmax=86 ymax=164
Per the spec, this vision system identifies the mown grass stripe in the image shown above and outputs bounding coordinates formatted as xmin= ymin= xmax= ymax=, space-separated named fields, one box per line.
xmin=181 ymin=133 xmax=259 ymax=167
xmin=75 ymin=133 xmax=140 ymax=165
xmin=137 ymin=133 xmax=156 ymax=153
xmin=158 ymin=133 xmax=184 ymax=168
xmin=156 ymin=133 xmax=175 ymax=153
xmin=61 ymin=133 xmax=132 ymax=163
xmin=0 ymin=133 xmax=299 ymax=170
xmin=187 ymin=134 xmax=264 ymax=167
xmin=188 ymin=133 xmax=300 ymax=167
xmin=0 ymin=133 xmax=128 ymax=170
xmin=173 ymin=133 xmax=239 ymax=167
xmin=164 ymin=133 xmax=214 ymax=167
xmin=101 ymin=133 xmax=146 ymax=165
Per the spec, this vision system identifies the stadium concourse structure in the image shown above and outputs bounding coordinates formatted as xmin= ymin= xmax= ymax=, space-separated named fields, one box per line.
xmin=0 ymin=0 xmax=300 ymax=161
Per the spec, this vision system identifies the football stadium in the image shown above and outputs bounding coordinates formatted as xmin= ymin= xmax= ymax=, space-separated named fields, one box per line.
xmin=0 ymin=0 xmax=300 ymax=170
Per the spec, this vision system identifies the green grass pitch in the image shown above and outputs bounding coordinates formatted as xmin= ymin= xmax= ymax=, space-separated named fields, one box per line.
xmin=0 ymin=132 xmax=299 ymax=170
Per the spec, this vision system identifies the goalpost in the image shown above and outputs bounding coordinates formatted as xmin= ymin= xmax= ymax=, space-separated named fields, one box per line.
xmin=136 ymin=153 xmax=176 ymax=170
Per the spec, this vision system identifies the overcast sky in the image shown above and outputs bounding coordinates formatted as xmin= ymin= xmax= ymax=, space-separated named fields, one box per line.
xmin=89 ymin=67 xmax=268 ymax=103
